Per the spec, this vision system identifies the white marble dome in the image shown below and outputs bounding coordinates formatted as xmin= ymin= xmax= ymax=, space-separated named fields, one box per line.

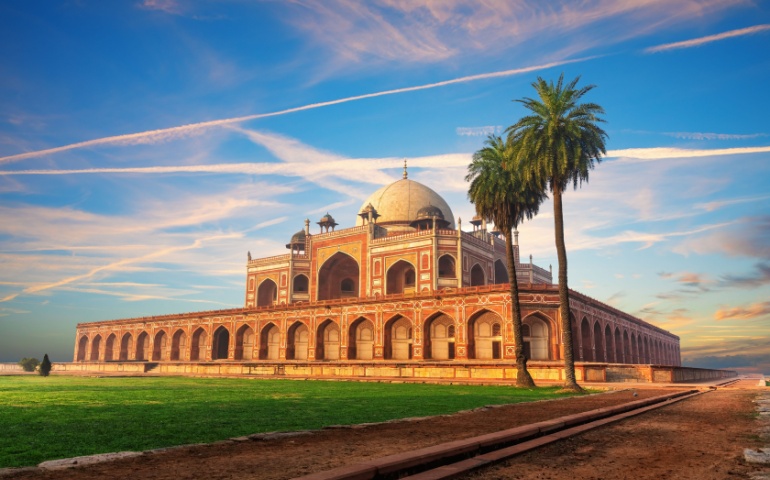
xmin=355 ymin=178 xmax=455 ymax=228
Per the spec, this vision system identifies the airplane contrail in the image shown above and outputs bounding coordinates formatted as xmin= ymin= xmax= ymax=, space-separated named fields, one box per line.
xmin=0 ymin=57 xmax=593 ymax=165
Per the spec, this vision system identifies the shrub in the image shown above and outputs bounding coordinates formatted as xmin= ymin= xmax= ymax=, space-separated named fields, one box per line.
xmin=39 ymin=354 xmax=52 ymax=377
xmin=18 ymin=357 xmax=40 ymax=372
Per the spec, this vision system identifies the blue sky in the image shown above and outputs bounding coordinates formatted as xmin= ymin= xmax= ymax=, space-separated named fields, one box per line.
xmin=0 ymin=1 xmax=768 ymax=372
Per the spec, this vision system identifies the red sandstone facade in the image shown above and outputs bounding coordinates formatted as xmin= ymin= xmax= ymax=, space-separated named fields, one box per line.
xmin=73 ymin=174 xmax=681 ymax=371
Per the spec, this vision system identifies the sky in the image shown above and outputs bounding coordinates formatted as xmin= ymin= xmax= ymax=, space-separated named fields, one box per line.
xmin=0 ymin=1 xmax=768 ymax=372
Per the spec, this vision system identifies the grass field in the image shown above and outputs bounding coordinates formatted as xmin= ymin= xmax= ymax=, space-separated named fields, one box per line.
xmin=0 ymin=376 xmax=580 ymax=468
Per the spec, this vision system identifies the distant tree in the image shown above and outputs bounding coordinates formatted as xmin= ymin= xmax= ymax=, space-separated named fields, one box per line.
xmin=467 ymin=134 xmax=548 ymax=388
xmin=39 ymin=354 xmax=52 ymax=377
xmin=507 ymin=74 xmax=607 ymax=392
xmin=18 ymin=357 xmax=40 ymax=372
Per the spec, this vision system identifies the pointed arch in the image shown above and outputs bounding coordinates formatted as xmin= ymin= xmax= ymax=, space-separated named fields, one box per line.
xmin=212 ymin=326 xmax=230 ymax=360
xmin=105 ymin=333 xmax=117 ymax=361
xmin=89 ymin=335 xmax=102 ymax=361
xmin=470 ymin=263 xmax=486 ymax=286
xmin=614 ymin=327 xmax=623 ymax=363
xmin=190 ymin=327 xmax=207 ymax=361
xmin=437 ymin=254 xmax=456 ymax=278
xmin=152 ymin=330 xmax=168 ymax=361
xmin=522 ymin=313 xmax=552 ymax=360
xmin=293 ymin=274 xmax=309 ymax=293
xmin=386 ymin=260 xmax=416 ymax=295
xmin=467 ymin=310 xmax=503 ymax=360
xmin=119 ymin=333 xmax=133 ymax=361
xmin=171 ymin=329 xmax=187 ymax=361
xmin=593 ymin=321 xmax=604 ymax=362
xmin=257 ymin=278 xmax=278 ymax=307
xmin=424 ymin=312 xmax=455 ymax=360
xmin=493 ymin=259 xmax=509 ymax=284
xmin=316 ymin=319 xmax=340 ymax=360
xmin=623 ymin=330 xmax=631 ymax=364
xmin=580 ymin=317 xmax=592 ymax=361
xmin=317 ymin=252 xmax=360 ymax=301
xmin=235 ymin=325 xmax=256 ymax=360
xmin=384 ymin=314 xmax=413 ymax=360
xmin=135 ymin=331 xmax=149 ymax=361
xmin=348 ymin=317 xmax=374 ymax=360
xmin=286 ymin=321 xmax=309 ymax=360
xmin=604 ymin=325 xmax=614 ymax=363
xmin=258 ymin=323 xmax=280 ymax=360
xmin=76 ymin=335 xmax=88 ymax=362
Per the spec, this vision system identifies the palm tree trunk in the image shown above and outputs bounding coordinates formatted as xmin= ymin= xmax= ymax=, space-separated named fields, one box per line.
xmin=506 ymin=229 xmax=535 ymax=387
xmin=553 ymin=185 xmax=581 ymax=391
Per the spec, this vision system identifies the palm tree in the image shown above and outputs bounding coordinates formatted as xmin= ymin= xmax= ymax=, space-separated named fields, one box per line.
xmin=507 ymin=74 xmax=607 ymax=391
xmin=467 ymin=135 xmax=547 ymax=388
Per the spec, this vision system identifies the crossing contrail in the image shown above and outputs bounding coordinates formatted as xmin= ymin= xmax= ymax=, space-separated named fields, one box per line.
xmin=0 ymin=57 xmax=592 ymax=165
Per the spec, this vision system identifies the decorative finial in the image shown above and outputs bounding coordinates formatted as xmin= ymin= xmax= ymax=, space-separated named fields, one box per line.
xmin=403 ymin=158 xmax=408 ymax=179
xmin=247 ymin=251 xmax=252 ymax=261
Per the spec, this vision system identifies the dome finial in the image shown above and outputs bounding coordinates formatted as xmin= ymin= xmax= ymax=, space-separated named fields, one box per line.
xmin=403 ymin=158 xmax=408 ymax=179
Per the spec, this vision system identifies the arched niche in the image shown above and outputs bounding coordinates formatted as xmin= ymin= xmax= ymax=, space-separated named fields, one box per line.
xmin=258 ymin=323 xmax=280 ymax=360
xmin=383 ymin=315 xmax=413 ymax=360
xmin=119 ymin=333 xmax=133 ymax=361
xmin=386 ymin=260 xmax=416 ymax=295
xmin=317 ymin=253 xmax=360 ymax=301
xmin=152 ymin=330 xmax=168 ymax=361
xmin=257 ymin=279 xmax=278 ymax=307
xmin=105 ymin=334 xmax=116 ymax=361
xmin=212 ymin=326 xmax=230 ymax=360
xmin=494 ymin=259 xmax=509 ymax=284
xmin=348 ymin=317 xmax=374 ymax=360
xmin=522 ymin=314 xmax=551 ymax=360
xmin=470 ymin=264 xmax=486 ymax=286
xmin=316 ymin=320 xmax=340 ymax=360
xmin=438 ymin=255 xmax=456 ymax=279
xmin=89 ymin=335 xmax=101 ymax=362
xmin=235 ymin=325 xmax=255 ymax=360
xmin=424 ymin=312 xmax=455 ymax=360
xmin=293 ymin=274 xmax=309 ymax=293
xmin=468 ymin=310 xmax=503 ymax=360
xmin=135 ymin=332 xmax=149 ymax=361
xmin=171 ymin=329 xmax=187 ymax=361
xmin=190 ymin=328 xmax=207 ymax=361
xmin=76 ymin=335 xmax=88 ymax=362
xmin=286 ymin=321 xmax=309 ymax=360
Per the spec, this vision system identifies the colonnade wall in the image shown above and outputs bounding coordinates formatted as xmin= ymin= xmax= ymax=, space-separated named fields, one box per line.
xmin=74 ymin=284 xmax=680 ymax=368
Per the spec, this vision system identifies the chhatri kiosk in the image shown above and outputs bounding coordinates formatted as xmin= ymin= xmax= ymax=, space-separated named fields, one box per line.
xmin=73 ymin=167 xmax=682 ymax=382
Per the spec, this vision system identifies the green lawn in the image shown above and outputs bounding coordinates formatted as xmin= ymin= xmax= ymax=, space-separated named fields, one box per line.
xmin=0 ymin=375 xmax=579 ymax=468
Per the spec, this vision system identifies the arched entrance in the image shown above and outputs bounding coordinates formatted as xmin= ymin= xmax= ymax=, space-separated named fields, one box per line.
xmin=605 ymin=325 xmax=614 ymax=363
xmin=235 ymin=325 xmax=255 ymax=360
xmin=623 ymin=331 xmax=631 ymax=363
xmin=424 ymin=313 xmax=455 ymax=360
xmin=468 ymin=310 xmax=502 ymax=359
xmin=259 ymin=324 xmax=280 ymax=360
xmin=152 ymin=331 xmax=168 ymax=361
xmin=286 ymin=322 xmax=309 ymax=360
xmin=386 ymin=260 xmax=416 ymax=295
xmin=438 ymin=255 xmax=456 ymax=279
xmin=257 ymin=279 xmax=278 ymax=307
xmin=190 ymin=328 xmax=207 ymax=361
xmin=316 ymin=320 xmax=340 ymax=360
xmin=76 ymin=335 xmax=88 ymax=361
xmin=348 ymin=317 xmax=374 ymax=360
xmin=105 ymin=334 xmax=116 ymax=361
xmin=293 ymin=274 xmax=309 ymax=293
xmin=119 ymin=333 xmax=132 ymax=361
xmin=593 ymin=322 xmax=604 ymax=362
xmin=212 ymin=326 xmax=230 ymax=360
xmin=89 ymin=335 xmax=101 ymax=361
xmin=470 ymin=264 xmax=486 ymax=286
xmin=615 ymin=328 xmax=623 ymax=363
xmin=580 ymin=318 xmax=592 ymax=361
xmin=493 ymin=260 xmax=509 ymax=284
xmin=135 ymin=332 xmax=149 ymax=361
xmin=384 ymin=315 xmax=412 ymax=360
xmin=317 ymin=253 xmax=360 ymax=301
xmin=522 ymin=315 xmax=550 ymax=360
xmin=170 ymin=330 xmax=186 ymax=361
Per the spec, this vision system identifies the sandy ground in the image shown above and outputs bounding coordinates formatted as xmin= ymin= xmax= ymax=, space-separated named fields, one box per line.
xmin=3 ymin=381 xmax=767 ymax=480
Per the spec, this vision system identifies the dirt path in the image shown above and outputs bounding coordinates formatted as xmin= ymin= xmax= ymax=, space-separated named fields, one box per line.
xmin=467 ymin=380 xmax=766 ymax=480
xmin=4 ymin=383 xmax=766 ymax=480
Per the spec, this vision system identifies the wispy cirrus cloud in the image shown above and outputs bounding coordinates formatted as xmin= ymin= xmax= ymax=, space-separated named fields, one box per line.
xmin=646 ymin=23 xmax=770 ymax=53
xmin=456 ymin=126 xmax=502 ymax=137
xmin=695 ymin=194 xmax=770 ymax=212
xmin=720 ymin=262 xmax=770 ymax=289
xmin=664 ymin=131 xmax=768 ymax=140
xmin=0 ymin=57 xmax=588 ymax=166
xmin=608 ymin=145 xmax=770 ymax=162
xmin=288 ymin=0 xmax=739 ymax=63
xmin=714 ymin=301 xmax=770 ymax=321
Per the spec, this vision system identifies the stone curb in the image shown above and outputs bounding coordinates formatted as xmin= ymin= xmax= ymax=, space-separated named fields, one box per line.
xmin=292 ymin=389 xmax=696 ymax=480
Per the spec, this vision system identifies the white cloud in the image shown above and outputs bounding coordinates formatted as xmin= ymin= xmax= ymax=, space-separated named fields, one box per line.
xmin=646 ymin=24 xmax=770 ymax=53
xmin=456 ymin=126 xmax=502 ymax=137
xmin=608 ymin=145 xmax=770 ymax=161
xmin=664 ymin=131 xmax=768 ymax=140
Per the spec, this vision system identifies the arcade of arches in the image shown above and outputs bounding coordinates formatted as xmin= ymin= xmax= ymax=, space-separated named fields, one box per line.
xmin=74 ymin=287 xmax=681 ymax=367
